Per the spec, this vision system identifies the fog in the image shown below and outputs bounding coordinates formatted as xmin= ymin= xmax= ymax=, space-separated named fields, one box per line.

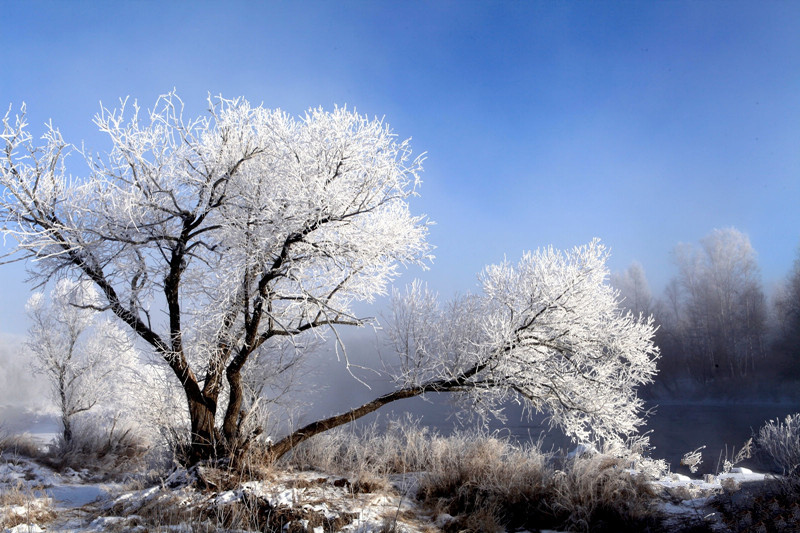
xmin=0 ymin=332 xmax=49 ymax=411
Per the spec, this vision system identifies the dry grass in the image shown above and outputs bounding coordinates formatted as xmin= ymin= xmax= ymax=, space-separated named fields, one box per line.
xmin=285 ymin=414 xmax=438 ymax=476
xmin=549 ymin=453 xmax=661 ymax=532
xmin=0 ymin=431 xmax=46 ymax=459
xmin=417 ymin=436 xmax=663 ymax=533
xmin=0 ymin=479 xmax=56 ymax=530
xmin=43 ymin=419 xmax=150 ymax=480
xmin=417 ymin=436 xmax=551 ymax=532
xmin=284 ymin=416 xmax=669 ymax=532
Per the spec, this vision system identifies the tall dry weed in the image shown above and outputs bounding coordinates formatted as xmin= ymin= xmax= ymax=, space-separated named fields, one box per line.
xmin=0 ymin=479 xmax=56 ymax=530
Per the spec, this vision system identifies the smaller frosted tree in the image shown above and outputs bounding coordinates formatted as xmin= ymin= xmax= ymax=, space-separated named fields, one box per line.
xmin=26 ymin=279 xmax=138 ymax=444
xmin=266 ymin=240 xmax=660 ymax=457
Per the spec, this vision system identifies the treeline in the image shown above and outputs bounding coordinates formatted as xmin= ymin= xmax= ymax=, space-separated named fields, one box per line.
xmin=612 ymin=228 xmax=800 ymax=400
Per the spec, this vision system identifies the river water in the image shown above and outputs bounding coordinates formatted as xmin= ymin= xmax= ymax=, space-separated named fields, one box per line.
xmin=356 ymin=395 xmax=800 ymax=476
xmin=4 ymin=398 xmax=798 ymax=477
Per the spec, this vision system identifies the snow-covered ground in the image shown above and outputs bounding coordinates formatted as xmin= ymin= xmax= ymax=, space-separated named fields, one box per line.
xmin=654 ymin=467 xmax=773 ymax=531
xmin=0 ymin=453 xmax=122 ymax=533
xmin=1 ymin=444 xmax=785 ymax=533
xmin=0 ymin=451 xmax=437 ymax=533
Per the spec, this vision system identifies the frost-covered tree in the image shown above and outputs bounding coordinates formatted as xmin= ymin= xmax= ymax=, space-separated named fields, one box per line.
xmin=772 ymin=244 xmax=800 ymax=378
xmin=665 ymin=228 xmax=766 ymax=381
xmin=26 ymin=279 xmax=139 ymax=443
xmin=267 ymin=240 xmax=660 ymax=457
xmin=1 ymin=94 xmax=658 ymax=464
xmin=1 ymin=94 xmax=431 ymax=463
xmin=611 ymin=262 xmax=653 ymax=318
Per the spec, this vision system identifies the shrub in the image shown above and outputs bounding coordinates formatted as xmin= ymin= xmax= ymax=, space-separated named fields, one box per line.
xmin=757 ymin=413 xmax=800 ymax=478
xmin=710 ymin=414 xmax=800 ymax=533
xmin=418 ymin=438 xmax=661 ymax=533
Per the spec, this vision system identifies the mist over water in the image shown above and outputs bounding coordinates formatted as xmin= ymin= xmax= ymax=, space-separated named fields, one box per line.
xmin=3 ymin=328 xmax=799 ymax=478
xmin=335 ymin=393 xmax=800 ymax=477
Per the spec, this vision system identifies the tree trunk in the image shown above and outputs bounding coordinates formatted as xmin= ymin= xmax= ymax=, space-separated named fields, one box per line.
xmin=59 ymin=369 xmax=72 ymax=444
xmin=222 ymin=366 xmax=243 ymax=447
xmin=62 ymin=414 xmax=73 ymax=444
xmin=266 ymin=365 xmax=485 ymax=462
xmin=188 ymin=396 xmax=218 ymax=464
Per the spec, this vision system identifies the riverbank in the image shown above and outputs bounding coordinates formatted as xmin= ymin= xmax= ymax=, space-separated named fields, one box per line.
xmin=3 ymin=418 xmax=799 ymax=533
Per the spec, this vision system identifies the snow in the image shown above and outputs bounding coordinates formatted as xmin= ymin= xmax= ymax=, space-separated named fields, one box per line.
xmin=657 ymin=468 xmax=769 ymax=490
xmin=45 ymin=484 xmax=108 ymax=507
xmin=566 ymin=443 xmax=598 ymax=459
xmin=5 ymin=525 xmax=46 ymax=533
xmin=0 ymin=445 xmax=785 ymax=532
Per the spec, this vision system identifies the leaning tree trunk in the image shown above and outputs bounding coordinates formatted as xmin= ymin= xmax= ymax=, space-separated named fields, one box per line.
xmin=266 ymin=365 xmax=484 ymax=462
xmin=266 ymin=386 xmax=425 ymax=461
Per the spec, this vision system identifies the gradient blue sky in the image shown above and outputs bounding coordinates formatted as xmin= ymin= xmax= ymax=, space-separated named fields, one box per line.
xmin=1 ymin=1 xmax=799 ymax=337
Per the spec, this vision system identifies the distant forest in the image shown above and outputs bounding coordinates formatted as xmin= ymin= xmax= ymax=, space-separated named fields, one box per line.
xmin=612 ymin=227 xmax=800 ymax=401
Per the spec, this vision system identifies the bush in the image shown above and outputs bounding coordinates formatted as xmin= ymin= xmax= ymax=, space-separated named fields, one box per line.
xmin=757 ymin=413 xmax=800 ymax=478
xmin=710 ymin=414 xmax=800 ymax=533
xmin=0 ymin=431 xmax=45 ymax=459
xmin=418 ymin=437 xmax=661 ymax=533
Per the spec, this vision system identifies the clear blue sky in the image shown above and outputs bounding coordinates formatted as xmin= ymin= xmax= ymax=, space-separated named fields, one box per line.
xmin=1 ymin=1 xmax=799 ymax=336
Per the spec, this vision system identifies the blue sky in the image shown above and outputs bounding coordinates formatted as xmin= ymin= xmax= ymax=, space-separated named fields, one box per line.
xmin=1 ymin=1 xmax=799 ymax=337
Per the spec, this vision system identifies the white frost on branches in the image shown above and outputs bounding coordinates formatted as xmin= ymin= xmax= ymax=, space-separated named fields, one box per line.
xmin=26 ymin=279 xmax=142 ymax=442
xmin=387 ymin=240 xmax=660 ymax=446
xmin=2 ymin=93 xmax=432 ymax=458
